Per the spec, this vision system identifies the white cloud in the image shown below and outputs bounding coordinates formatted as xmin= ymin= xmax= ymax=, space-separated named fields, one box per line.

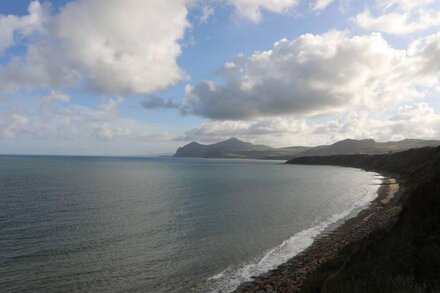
xmin=40 ymin=91 xmax=71 ymax=103
xmin=0 ymin=1 xmax=48 ymax=54
xmin=313 ymin=104 xmax=440 ymax=142
xmin=181 ymin=31 xmax=437 ymax=120
xmin=354 ymin=0 xmax=440 ymax=35
xmin=99 ymin=97 xmax=123 ymax=112
xmin=183 ymin=117 xmax=307 ymax=145
xmin=375 ymin=0 xmax=434 ymax=11
xmin=183 ymin=103 xmax=440 ymax=146
xmin=313 ymin=0 xmax=334 ymax=11
xmin=56 ymin=0 xmax=189 ymax=95
xmin=227 ymin=0 xmax=299 ymax=22
xmin=0 ymin=36 xmax=79 ymax=93
xmin=355 ymin=9 xmax=440 ymax=35
xmin=0 ymin=113 xmax=29 ymax=139
xmin=200 ymin=5 xmax=215 ymax=23
xmin=0 ymin=93 xmax=177 ymax=144
xmin=2 ymin=0 xmax=305 ymax=94
xmin=386 ymin=103 xmax=440 ymax=139
xmin=0 ymin=0 xmax=190 ymax=95
xmin=406 ymin=33 xmax=440 ymax=89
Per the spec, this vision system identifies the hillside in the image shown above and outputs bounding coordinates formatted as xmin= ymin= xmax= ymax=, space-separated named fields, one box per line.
xmin=173 ymin=138 xmax=440 ymax=159
xmin=298 ymin=138 xmax=440 ymax=157
xmin=173 ymin=138 xmax=275 ymax=158
xmin=173 ymin=138 xmax=310 ymax=159
xmin=286 ymin=147 xmax=440 ymax=292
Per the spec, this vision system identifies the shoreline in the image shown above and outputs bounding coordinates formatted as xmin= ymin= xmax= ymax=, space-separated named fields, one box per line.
xmin=235 ymin=173 xmax=402 ymax=292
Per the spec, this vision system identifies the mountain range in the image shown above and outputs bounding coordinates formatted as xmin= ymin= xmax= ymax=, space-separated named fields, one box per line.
xmin=173 ymin=138 xmax=440 ymax=160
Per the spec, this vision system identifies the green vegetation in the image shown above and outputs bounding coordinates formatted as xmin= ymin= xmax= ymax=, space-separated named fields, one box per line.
xmin=287 ymin=147 xmax=440 ymax=292
xmin=174 ymin=138 xmax=440 ymax=160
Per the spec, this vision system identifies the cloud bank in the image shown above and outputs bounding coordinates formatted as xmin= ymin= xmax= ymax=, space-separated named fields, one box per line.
xmin=354 ymin=0 xmax=440 ymax=35
xmin=183 ymin=103 xmax=440 ymax=146
xmin=2 ymin=0 xmax=440 ymax=154
xmin=0 ymin=0 xmax=189 ymax=95
xmin=0 ymin=92 xmax=176 ymax=144
xmin=0 ymin=0 xmax=311 ymax=95
xmin=180 ymin=31 xmax=440 ymax=120
xmin=0 ymin=1 xmax=47 ymax=54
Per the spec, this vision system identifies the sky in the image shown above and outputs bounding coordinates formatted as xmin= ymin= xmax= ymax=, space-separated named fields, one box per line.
xmin=1 ymin=0 xmax=440 ymax=156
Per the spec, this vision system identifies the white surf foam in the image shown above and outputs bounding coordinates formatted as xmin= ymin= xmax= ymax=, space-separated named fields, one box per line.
xmin=202 ymin=177 xmax=382 ymax=292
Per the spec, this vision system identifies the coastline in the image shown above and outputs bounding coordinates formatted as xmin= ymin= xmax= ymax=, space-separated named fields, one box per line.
xmin=235 ymin=174 xmax=402 ymax=292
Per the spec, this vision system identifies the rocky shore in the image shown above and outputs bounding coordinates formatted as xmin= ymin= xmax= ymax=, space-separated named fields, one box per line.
xmin=234 ymin=176 xmax=402 ymax=293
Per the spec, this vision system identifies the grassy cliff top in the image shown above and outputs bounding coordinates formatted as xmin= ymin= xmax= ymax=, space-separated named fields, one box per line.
xmin=287 ymin=147 xmax=440 ymax=292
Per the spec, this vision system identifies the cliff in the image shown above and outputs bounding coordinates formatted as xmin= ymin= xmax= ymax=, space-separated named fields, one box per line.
xmin=286 ymin=147 xmax=440 ymax=292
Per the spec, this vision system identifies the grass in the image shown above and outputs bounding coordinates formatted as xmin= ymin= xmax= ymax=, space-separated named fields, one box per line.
xmin=288 ymin=147 xmax=440 ymax=292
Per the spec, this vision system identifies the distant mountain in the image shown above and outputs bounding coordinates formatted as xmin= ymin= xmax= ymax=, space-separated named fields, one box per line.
xmin=173 ymin=138 xmax=440 ymax=159
xmin=173 ymin=138 xmax=273 ymax=158
xmin=299 ymin=138 xmax=440 ymax=157
xmin=226 ymin=146 xmax=311 ymax=160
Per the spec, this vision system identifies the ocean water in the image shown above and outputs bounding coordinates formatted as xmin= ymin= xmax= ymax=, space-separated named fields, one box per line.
xmin=0 ymin=156 xmax=381 ymax=292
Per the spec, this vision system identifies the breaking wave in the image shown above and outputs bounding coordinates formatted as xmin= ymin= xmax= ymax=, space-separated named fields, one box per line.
xmin=200 ymin=177 xmax=382 ymax=292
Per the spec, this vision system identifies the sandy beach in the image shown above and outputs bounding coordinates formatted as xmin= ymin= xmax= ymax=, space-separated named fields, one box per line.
xmin=235 ymin=175 xmax=402 ymax=292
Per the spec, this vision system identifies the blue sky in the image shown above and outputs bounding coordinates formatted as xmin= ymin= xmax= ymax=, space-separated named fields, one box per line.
xmin=1 ymin=0 xmax=440 ymax=155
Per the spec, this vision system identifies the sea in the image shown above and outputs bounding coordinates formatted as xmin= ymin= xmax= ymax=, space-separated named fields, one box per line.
xmin=0 ymin=155 xmax=381 ymax=292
